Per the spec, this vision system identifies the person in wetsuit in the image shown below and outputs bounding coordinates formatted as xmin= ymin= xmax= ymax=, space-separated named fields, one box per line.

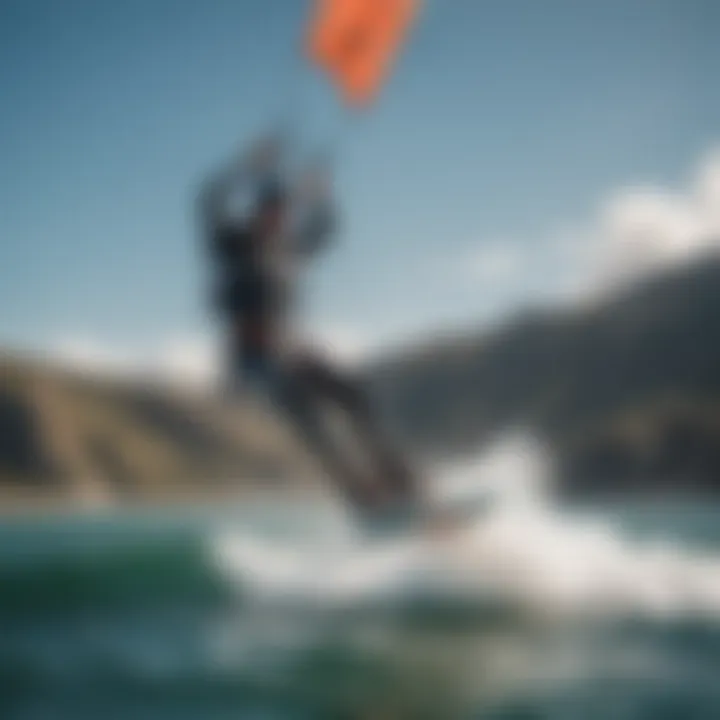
xmin=198 ymin=138 xmax=419 ymax=515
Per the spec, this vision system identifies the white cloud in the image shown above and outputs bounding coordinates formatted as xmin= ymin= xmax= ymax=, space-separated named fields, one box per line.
xmin=581 ymin=148 xmax=720 ymax=297
xmin=49 ymin=324 xmax=375 ymax=384
xmin=53 ymin=338 xmax=139 ymax=376
xmin=301 ymin=322 xmax=377 ymax=366
xmin=150 ymin=336 xmax=218 ymax=386
xmin=445 ymin=146 xmax=720 ymax=318
xmin=51 ymin=334 xmax=220 ymax=387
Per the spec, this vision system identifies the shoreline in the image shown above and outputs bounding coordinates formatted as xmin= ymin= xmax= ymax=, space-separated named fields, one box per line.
xmin=0 ymin=479 xmax=328 ymax=522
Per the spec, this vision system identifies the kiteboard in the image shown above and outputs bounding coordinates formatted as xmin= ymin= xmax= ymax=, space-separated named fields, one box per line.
xmin=357 ymin=489 xmax=491 ymax=540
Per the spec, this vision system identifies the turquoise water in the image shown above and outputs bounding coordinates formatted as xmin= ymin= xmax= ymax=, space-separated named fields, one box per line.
xmin=1 ymin=500 xmax=720 ymax=719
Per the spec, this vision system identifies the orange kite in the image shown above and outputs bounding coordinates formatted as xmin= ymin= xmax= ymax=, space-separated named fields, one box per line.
xmin=307 ymin=0 xmax=419 ymax=107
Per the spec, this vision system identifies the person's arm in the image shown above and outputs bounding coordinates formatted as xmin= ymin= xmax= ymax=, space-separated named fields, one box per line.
xmin=197 ymin=133 xmax=285 ymax=235
xmin=294 ymin=200 xmax=338 ymax=258
xmin=292 ymin=162 xmax=338 ymax=258
xmin=196 ymin=158 xmax=246 ymax=238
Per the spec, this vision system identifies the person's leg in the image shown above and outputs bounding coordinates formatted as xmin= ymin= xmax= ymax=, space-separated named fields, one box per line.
xmin=272 ymin=368 xmax=387 ymax=511
xmin=292 ymin=354 xmax=421 ymax=506
xmin=223 ymin=309 xmax=377 ymax=509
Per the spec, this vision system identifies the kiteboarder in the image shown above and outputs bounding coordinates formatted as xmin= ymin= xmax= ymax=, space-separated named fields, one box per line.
xmin=198 ymin=136 xmax=420 ymax=516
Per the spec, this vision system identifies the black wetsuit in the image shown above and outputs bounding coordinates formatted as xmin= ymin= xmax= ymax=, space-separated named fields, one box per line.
xmin=200 ymin=165 xmax=418 ymax=512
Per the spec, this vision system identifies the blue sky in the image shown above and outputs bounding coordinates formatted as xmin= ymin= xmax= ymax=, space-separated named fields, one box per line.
xmin=1 ymin=0 xmax=719 ymax=362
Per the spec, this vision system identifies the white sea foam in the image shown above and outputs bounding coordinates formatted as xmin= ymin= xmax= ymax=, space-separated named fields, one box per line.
xmin=211 ymin=432 xmax=720 ymax=623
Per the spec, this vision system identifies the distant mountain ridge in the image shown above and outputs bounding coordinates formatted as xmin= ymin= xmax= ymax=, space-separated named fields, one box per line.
xmin=2 ymin=254 xmax=720 ymax=508
xmin=0 ymin=355 xmax=317 ymax=509
xmin=367 ymin=253 xmax=720 ymax=495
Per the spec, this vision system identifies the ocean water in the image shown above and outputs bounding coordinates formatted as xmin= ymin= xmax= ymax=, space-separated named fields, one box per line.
xmin=2 ymin=437 xmax=720 ymax=720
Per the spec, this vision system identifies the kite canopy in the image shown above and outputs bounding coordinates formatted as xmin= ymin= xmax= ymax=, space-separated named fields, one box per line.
xmin=306 ymin=0 xmax=419 ymax=108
